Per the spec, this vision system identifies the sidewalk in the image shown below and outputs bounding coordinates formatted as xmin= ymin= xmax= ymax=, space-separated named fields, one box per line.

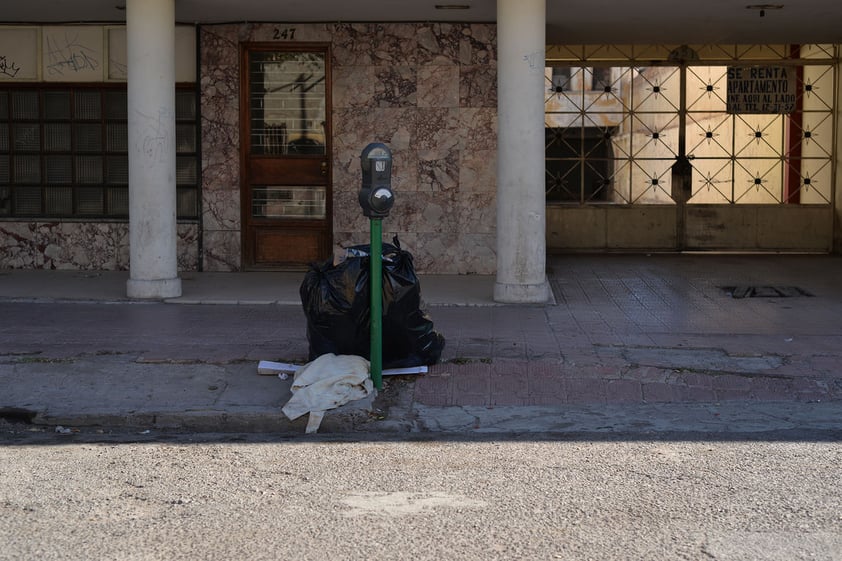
xmin=2 ymin=254 xmax=842 ymax=436
xmin=0 ymin=269 xmax=500 ymax=306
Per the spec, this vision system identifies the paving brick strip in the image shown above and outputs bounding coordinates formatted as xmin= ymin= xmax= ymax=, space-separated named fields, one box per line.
xmin=416 ymin=359 xmax=842 ymax=407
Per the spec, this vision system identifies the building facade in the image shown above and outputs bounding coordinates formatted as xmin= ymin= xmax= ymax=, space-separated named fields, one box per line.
xmin=0 ymin=22 xmax=498 ymax=275
xmin=0 ymin=0 xmax=840 ymax=303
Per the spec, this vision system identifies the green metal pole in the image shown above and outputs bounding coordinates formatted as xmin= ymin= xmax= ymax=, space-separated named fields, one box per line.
xmin=369 ymin=218 xmax=383 ymax=390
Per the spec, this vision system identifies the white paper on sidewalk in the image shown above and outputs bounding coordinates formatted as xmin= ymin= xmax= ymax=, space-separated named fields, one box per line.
xmin=257 ymin=360 xmax=299 ymax=375
xmin=258 ymin=360 xmax=427 ymax=377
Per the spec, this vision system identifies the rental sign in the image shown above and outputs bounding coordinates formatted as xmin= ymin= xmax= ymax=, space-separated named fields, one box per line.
xmin=726 ymin=66 xmax=797 ymax=114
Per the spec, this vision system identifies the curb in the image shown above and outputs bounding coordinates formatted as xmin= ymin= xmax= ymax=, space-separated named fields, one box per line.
xmin=29 ymin=399 xmax=380 ymax=435
xmin=16 ymin=400 xmax=842 ymax=437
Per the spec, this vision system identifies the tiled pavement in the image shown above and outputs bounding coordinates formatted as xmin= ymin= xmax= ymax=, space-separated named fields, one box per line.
xmin=414 ymin=254 xmax=842 ymax=408
xmin=2 ymin=253 xmax=842 ymax=429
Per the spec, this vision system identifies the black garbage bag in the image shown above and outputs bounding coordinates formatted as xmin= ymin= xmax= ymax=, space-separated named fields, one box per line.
xmin=300 ymin=237 xmax=445 ymax=368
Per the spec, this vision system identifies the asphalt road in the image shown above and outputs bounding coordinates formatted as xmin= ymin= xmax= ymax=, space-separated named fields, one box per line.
xmin=1 ymin=428 xmax=840 ymax=561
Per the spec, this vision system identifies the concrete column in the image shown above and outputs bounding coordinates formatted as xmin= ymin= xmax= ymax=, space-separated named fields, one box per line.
xmin=494 ymin=0 xmax=551 ymax=303
xmin=834 ymin=57 xmax=842 ymax=253
xmin=125 ymin=0 xmax=181 ymax=299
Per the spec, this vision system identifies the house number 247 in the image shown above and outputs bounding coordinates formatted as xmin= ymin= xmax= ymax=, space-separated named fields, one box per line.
xmin=273 ymin=28 xmax=296 ymax=40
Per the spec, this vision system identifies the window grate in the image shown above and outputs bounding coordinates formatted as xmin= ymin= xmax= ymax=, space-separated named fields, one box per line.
xmin=252 ymin=185 xmax=326 ymax=219
xmin=546 ymin=45 xmax=837 ymax=206
xmin=249 ymin=51 xmax=326 ymax=156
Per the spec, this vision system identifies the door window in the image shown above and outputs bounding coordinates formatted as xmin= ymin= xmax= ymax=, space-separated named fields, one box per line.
xmin=248 ymin=52 xmax=326 ymax=156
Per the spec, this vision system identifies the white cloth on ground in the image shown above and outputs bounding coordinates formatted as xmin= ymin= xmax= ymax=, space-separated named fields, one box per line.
xmin=281 ymin=353 xmax=373 ymax=433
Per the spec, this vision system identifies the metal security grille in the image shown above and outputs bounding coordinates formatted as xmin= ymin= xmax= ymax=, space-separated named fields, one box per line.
xmin=251 ymin=185 xmax=326 ymax=219
xmin=248 ymin=51 xmax=326 ymax=156
xmin=545 ymin=44 xmax=837 ymax=206
xmin=0 ymin=86 xmax=199 ymax=219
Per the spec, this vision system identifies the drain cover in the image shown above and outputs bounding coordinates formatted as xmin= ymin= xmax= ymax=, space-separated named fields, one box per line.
xmin=721 ymin=286 xmax=813 ymax=299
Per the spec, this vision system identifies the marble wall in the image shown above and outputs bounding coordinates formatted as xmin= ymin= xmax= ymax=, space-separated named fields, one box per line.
xmin=200 ymin=22 xmax=498 ymax=274
xmin=0 ymin=222 xmax=198 ymax=270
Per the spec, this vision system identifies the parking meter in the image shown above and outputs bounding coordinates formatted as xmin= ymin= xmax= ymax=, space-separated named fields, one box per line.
xmin=358 ymin=142 xmax=394 ymax=390
xmin=359 ymin=143 xmax=394 ymax=218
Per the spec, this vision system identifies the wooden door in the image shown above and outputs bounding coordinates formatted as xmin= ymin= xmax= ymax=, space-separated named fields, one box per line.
xmin=241 ymin=44 xmax=331 ymax=269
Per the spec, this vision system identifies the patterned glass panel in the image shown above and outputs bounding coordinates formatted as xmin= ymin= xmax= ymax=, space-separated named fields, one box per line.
xmin=0 ymin=185 xmax=10 ymax=215
xmin=106 ymin=155 xmax=128 ymax=184
xmin=75 ymin=155 xmax=103 ymax=183
xmin=14 ymin=186 xmax=41 ymax=214
xmin=176 ymin=91 xmax=196 ymax=120
xmin=74 ymin=123 xmax=102 ymax=152
xmin=14 ymin=155 xmax=40 ymax=183
xmin=13 ymin=124 xmax=40 ymax=151
xmin=45 ymin=186 xmax=73 ymax=215
xmin=44 ymin=92 xmax=71 ymax=120
xmin=0 ymin=92 xmax=8 ymax=120
xmin=45 ymin=155 xmax=73 ymax=183
xmin=177 ymin=188 xmax=197 ymax=217
xmin=77 ymin=187 xmax=104 ymax=215
xmin=176 ymin=124 xmax=195 ymax=153
xmin=44 ymin=123 xmax=71 ymax=152
xmin=176 ymin=156 xmax=196 ymax=185
xmin=104 ymin=91 xmax=127 ymax=120
xmin=107 ymin=186 xmax=129 ymax=216
xmin=106 ymin=123 xmax=127 ymax=152
xmin=0 ymin=123 xmax=7 ymax=152
xmin=11 ymin=91 xmax=39 ymax=120
xmin=74 ymin=91 xmax=101 ymax=120
xmin=0 ymin=155 xmax=8 ymax=182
